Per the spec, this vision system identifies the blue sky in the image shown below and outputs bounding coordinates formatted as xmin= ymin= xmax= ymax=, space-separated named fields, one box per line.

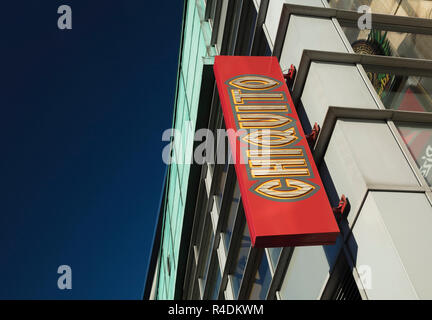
xmin=0 ymin=1 xmax=182 ymax=299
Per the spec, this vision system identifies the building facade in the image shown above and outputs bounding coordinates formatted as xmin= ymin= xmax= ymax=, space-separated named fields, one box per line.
xmin=145 ymin=0 xmax=432 ymax=300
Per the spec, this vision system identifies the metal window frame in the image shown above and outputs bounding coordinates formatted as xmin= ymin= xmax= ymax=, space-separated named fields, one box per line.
xmin=234 ymin=0 xmax=258 ymax=56
xmin=204 ymin=0 xmax=216 ymax=21
xmin=210 ymin=0 xmax=223 ymax=46
xmin=214 ymin=165 xmax=237 ymax=240
xmin=238 ymin=246 xmax=264 ymax=299
xmin=291 ymin=50 xmax=432 ymax=104
xmin=250 ymin=0 xmax=269 ymax=56
xmin=320 ymin=249 xmax=363 ymax=300
xmin=196 ymin=205 xmax=216 ymax=295
xmin=222 ymin=0 xmax=244 ymax=55
xmin=273 ymin=3 xmax=432 ymax=60
xmin=203 ymin=241 xmax=221 ymax=299
xmin=264 ymin=248 xmax=279 ymax=276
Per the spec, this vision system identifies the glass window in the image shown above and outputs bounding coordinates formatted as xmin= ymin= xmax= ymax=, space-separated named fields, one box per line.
xmin=174 ymin=112 xmax=185 ymax=166
xmin=223 ymin=182 xmax=240 ymax=252
xmin=216 ymin=0 xmax=229 ymax=51
xmin=248 ymin=253 xmax=272 ymax=300
xmin=192 ymin=277 xmax=200 ymax=299
xmin=210 ymin=264 xmax=222 ymax=300
xmin=181 ymin=0 xmax=195 ymax=81
xmin=180 ymin=163 xmax=190 ymax=210
xmin=172 ymin=171 xmax=182 ymax=237
xmin=231 ymin=223 xmax=251 ymax=298
xmin=339 ymin=27 xmax=432 ymax=112
xmin=207 ymin=0 xmax=217 ymax=21
xmin=201 ymin=218 xmax=215 ymax=284
xmin=234 ymin=0 xmax=257 ymax=55
xmin=263 ymin=39 xmax=272 ymax=57
xmin=343 ymin=27 xmax=432 ymax=61
xmin=396 ymin=123 xmax=432 ymax=186
xmin=267 ymin=247 xmax=282 ymax=272
xmin=329 ymin=0 xmax=432 ymax=18
xmin=167 ymin=164 xmax=177 ymax=220
xmin=191 ymin=33 xmax=206 ymax=119
xmin=215 ymin=163 xmax=229 ymax=211
xmin=195 ymin=184 xmax=209 ymax=251
xmin=186 ymin=8 xmax=200 ymax=106
xmin=362 ymin=68 xmax=432 ymax=112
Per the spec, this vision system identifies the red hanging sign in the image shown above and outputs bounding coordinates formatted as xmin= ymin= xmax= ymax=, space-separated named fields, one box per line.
xmin=214 ymin=56 xmax=339 ymax=247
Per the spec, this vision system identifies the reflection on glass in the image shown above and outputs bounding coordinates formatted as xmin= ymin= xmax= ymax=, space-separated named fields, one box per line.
xmin=224 ymin=182 xmax=241 ymax=251
xmin=329 ymin=0 xmax=432 ymax=19
xmin=342 ymin=27 xmax=432 ymax=61
xmin=268 ymin=247 xmax=282 ymax=272
xmin=340 ymin=27 xmax=432 ymax=112
xmin=249 ymin=253 xmax=272 ymax=300
xmin=210 ymin=266 xmax=222 ymax=300
xmin=231 ymin=224 xmax=251 ymax=298
xmin=322 ymin=17 xmax=432 ymax=112
xmin=363 ymin=70 xmax=432 ymax=112
xmin=397 ymin=123 xmax=432 ymax=186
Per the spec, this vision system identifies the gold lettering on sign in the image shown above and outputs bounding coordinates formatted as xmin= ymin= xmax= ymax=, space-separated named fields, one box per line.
xmin=229 ymin=76 xmax=279 ymax=90
xmin=228 ymin=74 xmax=316 ymax=201
xmin=232 ymin=89 xmax=284 ymax=104
xmin=250 ymin=158 xmax=309 ymax=178
xmin=242 ymin=128 xmax=297 ymax=147
xmin=236 ymin=105 xmax=288 ymax=112
xmin=237 ymin=114 xmax=291 ymax=129
xmin=256 ymin=179 xmax=315 ymax=199
xmin=247 ymin=148 xmax=303 ymax=158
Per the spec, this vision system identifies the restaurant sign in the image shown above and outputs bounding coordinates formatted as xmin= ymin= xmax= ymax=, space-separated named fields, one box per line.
xmin=214 ymin=56 xmax=339 ymax=247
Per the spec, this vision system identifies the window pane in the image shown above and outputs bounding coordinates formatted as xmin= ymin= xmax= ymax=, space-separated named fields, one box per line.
xmin=396 ymin=123 xmax=432 ymax=186
xmin=231 ymin=223 xmax=250 ymax=298
xmin=215 ymin=163 xmax=229 ymax=211
xmin=363 ymin=69 xmax=432 ymax=112
xmin=248 ymin=254 xmax=272 ymax=300
xmin=268 ymin=247 xmax=282 ymax=272
xmin=210 ymin=264 xmax=222 ymax=300
xmin=342 ymin=27 xmax=432 ymax=61
xmin=329 ymin=0 xmax=432 ymax=17
xmin=223 ymin=182 xmax=240 ymax=252
xmin=326 ymin=16 xmax=432 ymax=110
xmin=202 ymin=220 xmax=215 ymax=284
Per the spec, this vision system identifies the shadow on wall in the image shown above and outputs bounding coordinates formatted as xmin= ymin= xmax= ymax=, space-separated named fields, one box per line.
xmin=296 ymin=98 xmax=359 ymax=277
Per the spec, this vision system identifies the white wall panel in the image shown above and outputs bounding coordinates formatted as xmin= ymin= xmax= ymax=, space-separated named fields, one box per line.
xmin=279 ymin=15 xmax=348 ymax=72
xmin=363 ymin=191 xmax=432 ymax=299
xmin=347 ymin=191 xmax=429 ymax=299
xmin=265 ymin=0 xmax=326 ymax=49
xmin=324 ymin=119 xmax=419 ymax=227
xmin=301 ymin=62 xmax=378 ymax=125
